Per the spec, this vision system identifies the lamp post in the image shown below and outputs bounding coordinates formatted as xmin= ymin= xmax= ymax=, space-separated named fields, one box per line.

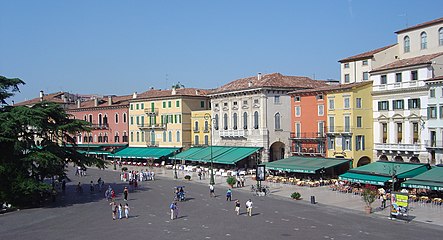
xmin=204 ymin=113 xmax=215 ymax=185
xmin=385 ymin=163 xmax=400 ymax=219
xmin=173 ymin=148 xmax=178 ymax=179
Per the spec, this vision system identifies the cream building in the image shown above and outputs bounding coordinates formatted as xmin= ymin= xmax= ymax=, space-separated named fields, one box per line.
xmin=191 ymin=110 xmax=211 ymax=146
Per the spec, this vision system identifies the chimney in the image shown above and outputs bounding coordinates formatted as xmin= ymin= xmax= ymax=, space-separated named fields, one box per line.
xmin=195 ymin=89 xmax=200 ymax=95
xmin=172 ymin=87 xmax=176 ymax=95
xmin=39 ymin=90 xmax=44 ymax=101
xmin=62 ymin=94 xmax=67 ymax=103
xmin=248 ymin=81 xmax=253 ymax=87
xmin=132 ymin=92 xmax=137 ymax=99
xmin=94 ymin=98 xmax=98 ymax=107
xmin=108 ymin=96 xmax=112 ymax=106
xmin=77 ymin=99 xmax=81 ymax=108
xmin=257 ymin=72 xmax=262 ymax=80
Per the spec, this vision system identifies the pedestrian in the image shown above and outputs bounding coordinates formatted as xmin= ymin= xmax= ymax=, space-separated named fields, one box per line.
xmin=209 ymin=184 xmax=215 ymax=197
xmin=246 ymin=199 xmax=253 ymax=217
xmin=118 ymin=203 xmax=123 ymax=219
xmin=198 ymin=171 xmax=202 ymax=180
xmin=123 ymin=186 xmax=129 ymax=201
xmin=170 ymin=201 xmax=177 ymax=220
xmin=111 ymin=189 xmax=116 ymax=201
xmin=234 ymin=199 xmax=241 ymax=215
xmin=241 ymin=176 xmax=245 ymax=187
xmin=226 ymin=189 xmax=232 ymax=201
xmin=90 ymin=181 xmax=94 ymax=193
xmin=110 ymin=201 xmax=117 ymax=220
xmin=381 ymin=194 xmax=387 ymax=209
xmin=236 ymin=176 xmax=241 ymax=188
xmin=151 ymin=171 xmax=155 ymax=181
xmin=76 ymin=182 xmax=83 ymax=193
xmin=61 ymin=179 xmax=66 ymax=193
xmin=124 ymin=203 xmax=130 ymax=219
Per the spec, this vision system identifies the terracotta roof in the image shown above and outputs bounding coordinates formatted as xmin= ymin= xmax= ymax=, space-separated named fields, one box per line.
xmin=338 ymin=44 xmax=396 ymax=63
xmin=68 ymin=94 xmax=132 ymax=110
xmin=135 ymin=88 xmax=210 ymax=100
xmin=14 ymin=92 xmax=73 ymax=106
xmin=425 ymin=75 xmax=443 ymax=83
xmin=210 ymin=73 xmax=327 ymax=95
xmin=395 ymin=17 xmax=443 ymax=34
xmin=371 ymin=52 xmax=443 ymax=73
xmin=288 ymin=81 xmax=372 ymax=95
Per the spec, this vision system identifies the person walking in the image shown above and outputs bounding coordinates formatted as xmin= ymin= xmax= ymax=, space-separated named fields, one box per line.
xmin=234 ymin=199 xmax=241 ymax=215
xmin=123 ymin=187 xmax=129 ymax=201
xmin=124 ymin=203 xmax=130 ymax=219
xmin=246 ymin=199 xmax=253 ymax=217
xmin=209 ymin=184 xmax=215 ymax=197
xmin=170 ymin=201 xmax=177 ymax=220
xmin=118 ymin=203 xmax=123 ymax=219
xmin=110 ymin=201 xmax=117 ymax=220
xmin=226 ymin=189 xmax=232 ymax=201
xmin=381 ymin=194 xmax=387 ymax=209
xmin=90 ymin=181 xmax=94 ymax=193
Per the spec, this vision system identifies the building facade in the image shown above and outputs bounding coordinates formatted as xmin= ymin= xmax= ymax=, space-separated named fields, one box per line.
xmin=208 ymin=73 xmax=327 ymax=164
xmin=425 ymin=76 xmax=443 ymax=164
xmin=191 ymin=110 xmax=211 ymax=146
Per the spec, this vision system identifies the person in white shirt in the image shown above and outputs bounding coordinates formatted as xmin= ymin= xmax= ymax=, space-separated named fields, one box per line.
xmin=246 ymin=199 xmax=253 ymax=216
xmin=209 ymin=184 xmax=215 ymax=197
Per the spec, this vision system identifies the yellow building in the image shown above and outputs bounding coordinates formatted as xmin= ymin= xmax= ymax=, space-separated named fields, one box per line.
xmin=325 ymin=81 xmax=373 ymax=168
xmin=128 ymin=88 xmax=210 ymax=149
xmin=191 ymin=110 xmax=212 ymax=146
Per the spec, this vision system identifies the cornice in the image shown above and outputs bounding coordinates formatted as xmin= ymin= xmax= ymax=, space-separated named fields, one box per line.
xmin=371 ymin=86 xmax=428 ymax=96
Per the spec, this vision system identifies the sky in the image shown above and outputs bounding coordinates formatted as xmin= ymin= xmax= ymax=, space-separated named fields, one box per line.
xmin=1 ymin=0 xmax=443 ymax=103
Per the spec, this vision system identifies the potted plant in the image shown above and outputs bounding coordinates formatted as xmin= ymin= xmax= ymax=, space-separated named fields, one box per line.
xmin=184 ymin=175 xmax=191 ymax=181
xmin=291 ymin=192 xmax=302 ymax=200
xmin=361 ymin=184 xmax=378 ymax=214
xmin=226 ymin=176 xmax=237 ymax=188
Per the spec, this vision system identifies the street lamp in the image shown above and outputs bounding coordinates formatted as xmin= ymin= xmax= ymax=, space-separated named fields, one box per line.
xmin=204 ymin=113 xmax=215 ymax=186
xmin=173 ymin=148 xmax=178 ymax=179
xmin=384 ymin=163 xmax=400 ymax=219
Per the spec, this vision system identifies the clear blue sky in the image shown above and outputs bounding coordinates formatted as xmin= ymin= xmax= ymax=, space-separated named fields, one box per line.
xmin=1 ymin=0 xmax=442 ymax=103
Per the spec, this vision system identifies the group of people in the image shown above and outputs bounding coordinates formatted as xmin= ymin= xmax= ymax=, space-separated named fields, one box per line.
xmin=120 ymin=169 xmax=155 ymax=182
xmin=75 ymin=166 xmax=87 ymax=177
xmin=234 ymin=199 xmax=253 ymax=216
xmin=110 ymin=201 xmax=130 ymax=220
xmin=236 ymin=175 xmax=246 ymax=188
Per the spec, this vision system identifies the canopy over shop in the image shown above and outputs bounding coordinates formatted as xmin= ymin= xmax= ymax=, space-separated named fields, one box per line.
xmin=264 ymin=156 xmax=351 ymax=178
xmin=171 ymin=146 xmax=261 ymax=167
xmin=339 ymin=161 xmax=431 ymax=186
xmin=401 ymin=166 xmax=443 ymax=191
xmin=69 ymin=143 xmax=128 ymax=159
xmin=108 ymin=147 xmax=180 ymax=161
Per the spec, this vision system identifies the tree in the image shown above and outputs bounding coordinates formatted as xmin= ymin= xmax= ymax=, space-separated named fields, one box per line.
xmin=0 ymin=75 xmax=25 ymax=105
xmin=0 ymin=76 xmax=104 ymax=207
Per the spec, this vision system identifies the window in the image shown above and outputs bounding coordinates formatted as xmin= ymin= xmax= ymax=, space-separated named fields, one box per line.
xmin=194 ymin=121 xmax=199 ymax=131
xmin=428 ymin=106 xmax=437 ymax=119
xmin=404 ymin=36 xmax=410 ymax=53
xmin=89 ymin=114 xmax=93 ymax=123
xmin=344 ymin=74 xmax=350 ymax=83
xmin=254 ymin=111 xmax=259 ymax=129
xmin=294 ymin=96 xmax=300 ymax=102
xmin=430 ymin=89 xmax=436 ymax=98
xmin=363 ymin=72 xmax=369 ymax=81
xmin=200 ymin=101 xmax=205 ymax=108
xmin=115 ymin=113 xmax=119 ymax=124
xmin=378 ymin=101 xmax=389 ymax=111
xmin=204 ymin=120 xmax=209 ymax=132
xmin=274 ymin=96 xmax=280 ymax=104
xmin=130 ymin=104 xmax=133 ymax=110
xmin=295 ymin=106 xmax=301 ymax=117
xmin=254 ymin=99 xmax=259 ymax=104
xmin=98 ymin=114 xmax=103 ymax=126
xmin=362 ymin=60 xmax=368 ymax=66
xmin=356 ymin=98 xmax=362 ymax=108
xmin=328 ymin=137 xmax=335 ymax=150
xmin=141 ymin=103 xmax=144 ymax=109
xmin=397 ymin=123 xmax=403 ymax=143
xmin=98 ymin=133 xmax=103 ymax=143
xmin=214 ymin=114 xmax=219 ymax=130
xmin=343 ymin=137 xmax=352 ymax=151
xmin=421 ymin=32 xmax=427 ymax=49
xmin=243 ymin=100 xmax=248 ymax=105
xmin=130 ymin=116 xmax=133 ymax=125
xmin=163 ymin=131 xmax=167 ymax=142
xmin=413 ymin=123 xmax=419 ymax=144
xmin=169 ymin=131 xmax=172 ymax=142
xmin=123 ymin=132 xmax=128 ymax=142
xmin=395 ymin=73 xmax=402 ymax=83
xmin=136 ymin=104 xmax=139 ymax=110
xmin=168 ymin=101 xmax=171 ymax=108
xmin=382 ymin=123 xmax=387 ymax=143
xmin=318 ymin=105 xmax=324 ymax=116
xmin=176 ymin=131 xmax=180 ymax=142
xmin=408 ymin=98 xmax=420 ymax=109
xmin=136 ymin=132 xmax=139 ymax=142
xmin=441 ymin=106 xmax=443 ymax=119
xmin=344 ymin=116 xmax=350 ymax=132
xmin=243 ymin=112 xmax=248 ymax=129
xmin=318 ymin=121 xmax=325 ymax=136
xmin=114 ymin=133 xmax=119 ymax=143
xmin=194 ymin=135 xmax=199 ymax=145
xmin=356 ymin=135 xmax=365 ymax=150
xmin=162 ymin=101 xmax=166 ymax=108
xmin=140 ymin=131 xmax=144 ymax=142
xmin=233 ymin=113 xmax=238 ymax=130
xmin=328 ymin=99 xmax=335 ymax=110
xmin=136 ymin=116 xmax=139 ymax=125
xmin=329 ymin=116 xmax=335 ymax=132
xmin=233 ymin=101 xmax=237 ymax=106
xmin=274 ymin=113 xmax=281 ymax=130
xmin=223 ymin=113 xmax=228 ymax=130
xmin=344 ymin=97 xmax=350 ymax=109
xmin=316 ymin=94 xmax=323 ymax=100
xmin=393 ymin=100 xmax=404 ymax=110
xmin=411 ymin=70 xmax=418 ymax=80
xmin=357 ymin=116 xmax=362 ymax=128
xmin=130 ymin=132 xmax=134 ymax=142
xmin=123 ymin=113 xmax=127 ymax=123
xmin=176 ymin=100 xmax=180 ymax=107
xmin=440 ymin=28 xmax=443 ymax=46
xmin=295 ymin=122 xmax=301 ymax=138
xmin=344 ymin=63 xmax=349 ymax=68
xmin=381 ymin=75 xmax=387 ymax=84
xmin=224 ymin=102 xmax=228 ymax=107
xmin=204 ymin=135 xmax=209 ymax=145
xmin=215 ymin=103 xmax=219 ymax=107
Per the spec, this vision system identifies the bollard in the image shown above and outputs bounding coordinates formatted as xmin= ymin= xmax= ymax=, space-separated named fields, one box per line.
xmin=310 ymin=196 xmax=316 ymax=204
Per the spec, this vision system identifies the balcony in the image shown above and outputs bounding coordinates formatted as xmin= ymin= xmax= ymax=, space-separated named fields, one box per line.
xmin=289 ymin=132 xmax=326 ymax=140
xmin=193 ymin=128 xmax=200 ymax=133
xmin=144 ymin=108 xmax=158 ymax=116
xmin=290 ymin=146 xmax=325 ymax=157
xmin=219 ymin=129 xmax=247 ymax=138
xmin=374 ymin=143 xmax=424 ymax=152
xmin=146 ymin=141 xmax=159 ymax=147
xmin=138 ymin=123 xmax=167 ymax=130
xmin=326 ymin=126 xmax=352 ymax=135
xmin=90 ymin=123 xmax=109 ymax=130
xmin=425 ymin=140 xmax=443 ymax=149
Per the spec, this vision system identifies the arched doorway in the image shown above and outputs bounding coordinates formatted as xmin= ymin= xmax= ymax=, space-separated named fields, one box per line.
xmin=379 ymin=155 xmax=388 ymax=161
xmin=394 ymin=155 xmax=404 ymax=162
xmin=269 ymin=141 xmax=285 ymax=162
xmin=357 ymin=156 xmax=371 ymax=167
xmin=409 ymin=156 xmax=420 ymax=163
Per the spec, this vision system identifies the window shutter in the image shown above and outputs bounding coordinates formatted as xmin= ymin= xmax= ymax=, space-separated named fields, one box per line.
xmin=408 ymin=99 xmax=412 ymax=109
xmin=378 ymin=101 xmax=381 ymax=111
xmin=362 ymin=136 xmax=365 ymax=150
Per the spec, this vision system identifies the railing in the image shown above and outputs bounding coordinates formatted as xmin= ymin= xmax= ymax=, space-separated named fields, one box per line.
xmin=219 ymin=129 xmax=247 ymax=138
xmin=90 ymin=123 xmax=109 ymax=130
xmin=144 ymin=108 xmax=158 ymax=115
xmin=424 ymin=140 xmax=443 ymax=148
xmin=146 ymin=141 xmax=159 ymax=147
xmin=290 ymin=132 xmax=325 ymax=139
xmin=374 ymin=143 xmax=424 ymax=152
xmin=138 ymin=124 xmax=167 ymax=130
xmin=326 ymin=126 xmax=353 ymax=134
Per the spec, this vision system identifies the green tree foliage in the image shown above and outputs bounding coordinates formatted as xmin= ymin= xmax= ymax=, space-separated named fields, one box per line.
xmin=0 ymin=75 xmax=25 ymax=105
xmin=0 ymin=76 xmax=105 ymax=207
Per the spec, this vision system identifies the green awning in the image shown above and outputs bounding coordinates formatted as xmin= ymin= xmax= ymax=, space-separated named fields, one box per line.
xmin=265 ymin=157 xmax=350 ymax=174
xmin=67 ymin=144 xmax=128 ymax=148
xmin=173 ymin=146 xmax=261 ymax=165
xmin=108 ymin=147 xmax=180 ymax=159
xmin=401 ymin=167 xmax=443 ymax=191
xmin=339 ymin=172 xmax=392 ymax=186
xmin=78 ymin=150 xmax=111 ymax=155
